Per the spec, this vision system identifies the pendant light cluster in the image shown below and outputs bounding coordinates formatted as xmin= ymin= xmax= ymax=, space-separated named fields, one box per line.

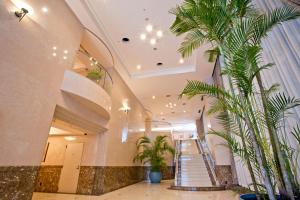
xmin=140 ymin=24 xmax=163 ymax=46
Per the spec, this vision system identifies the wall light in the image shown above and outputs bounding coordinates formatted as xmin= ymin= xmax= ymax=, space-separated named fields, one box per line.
xmin=13 ymin=1 xmax=34 ymax=21
xmin=15 ymin=7 xmax=29 ymax=21
xmin=119 ymin=99 xmax=131 ymax=114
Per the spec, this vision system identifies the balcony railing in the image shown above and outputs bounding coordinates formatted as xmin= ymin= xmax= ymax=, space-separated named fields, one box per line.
xmin=72 ymin=28 xmax=114 ymax=94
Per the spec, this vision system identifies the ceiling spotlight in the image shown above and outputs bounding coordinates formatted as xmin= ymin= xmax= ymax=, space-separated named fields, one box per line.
xmin=152 ymin=96 xmax=156 ymax=99
xmin=179 ymin=58 xmax=184 ymax=64
xmin=52 ymin=46 xmax=57 ymax=50
xmin=64 ymin=50 xmax=68 ymax=54
xmin=140 ymin=33 xmax=146 ymax=40
xmin=174 ymin=104 xmax=177 ymax=107
xmin=41 ymin=7 xmax=48 ymax=13
xmin=150 ymin=38 xmax=156 ymax=45
xmin=146 ymin=24 xmax=153 ymax=32
xmin=89 ymin=57 xmax=93 ymax=61
xmin=137 ymin=65 xmax=141 ymax=70
xmin=157 ymin=30 xmax=163 ymax=38
xmin=63 ymin=56 xmax=67 ymax=60
xmin=166 ymin=104 xmax=169 ymax=108
xmin=183 ymin=110 xmax=186 ymax=113
xmin=52 ymin=52 xmax=57 ymax=57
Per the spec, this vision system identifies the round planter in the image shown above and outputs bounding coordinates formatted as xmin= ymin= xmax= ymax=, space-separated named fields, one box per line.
xmin=149 ymin=171 xmax=162 ymax=183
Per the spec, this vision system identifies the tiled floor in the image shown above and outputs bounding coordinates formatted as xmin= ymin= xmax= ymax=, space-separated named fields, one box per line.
xmin=32 ymin=181 xmax=239 ymax=200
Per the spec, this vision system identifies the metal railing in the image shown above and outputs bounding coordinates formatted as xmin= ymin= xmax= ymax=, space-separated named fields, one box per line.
xmin=76 ymin=45 xmax=113 ymax=94
xmin=195 ymin=139 xmax=219 ymax=185
xmin=174 ymin=140 xmax=181 ymax=186
xmin=72 ymin=28 xmax=114 ymax=94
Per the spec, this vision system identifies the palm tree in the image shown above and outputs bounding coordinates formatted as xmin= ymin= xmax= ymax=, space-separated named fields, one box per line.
xmin=170 ymin=0 xmax=300 ymax=199
xmin=133 ymin=136 xmax=174 ymax=172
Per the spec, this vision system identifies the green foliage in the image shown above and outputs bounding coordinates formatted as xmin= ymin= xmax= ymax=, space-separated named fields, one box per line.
xmin=133 ymin=136 xmax=174 ymax=172
xmin=170 ymin=0 xmax=300 ymax=198
xmin=86 ymin=69 xmax=103 ymax=80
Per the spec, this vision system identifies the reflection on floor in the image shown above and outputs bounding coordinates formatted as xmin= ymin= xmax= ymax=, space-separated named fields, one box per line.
xmin=32 ymin=181 xmax=239 ymax=200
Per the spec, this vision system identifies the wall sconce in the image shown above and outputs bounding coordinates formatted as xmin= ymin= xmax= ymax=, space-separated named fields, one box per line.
xmin=15 ymin=7 xmax=28 ymax=21
xmin=119 ymin=99 xmax=131 ymax=114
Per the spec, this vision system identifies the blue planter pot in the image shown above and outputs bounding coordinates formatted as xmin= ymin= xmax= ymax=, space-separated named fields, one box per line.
xmin=149 ymin=171 xmax=162 ymax=183
xmin=240 ymin=194 xmax=282 ymax=200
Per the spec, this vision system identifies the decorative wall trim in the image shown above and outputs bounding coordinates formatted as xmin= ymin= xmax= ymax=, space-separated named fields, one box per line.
xmin=77 ymin=166 xmax=174 ymax=195
xmin=215 ymin=165 xmax=233 ymax=186
xmin=0 ymin=166 xmax=39 ymax=200
xmin=35 ymin=165 xmax=63 ymax=193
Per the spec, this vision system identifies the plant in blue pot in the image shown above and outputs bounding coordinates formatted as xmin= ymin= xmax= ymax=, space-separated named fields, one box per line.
xmin=134 ymin=136 xmax=174 ymax=183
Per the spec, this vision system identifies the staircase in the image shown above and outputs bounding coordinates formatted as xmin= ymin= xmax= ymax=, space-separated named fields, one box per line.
xmin=172 ymin=139 xmax=224 ymax=191
xmin=180 ymin=154 xmax=212 ymax=187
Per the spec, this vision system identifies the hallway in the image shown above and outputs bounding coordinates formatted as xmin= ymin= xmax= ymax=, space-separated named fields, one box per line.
xmin=32 ymin=181 xmax=239 ymax=200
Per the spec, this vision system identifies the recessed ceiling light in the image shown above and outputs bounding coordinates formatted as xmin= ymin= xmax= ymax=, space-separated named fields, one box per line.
xmin=157 ymin=30 xmax=163 ymax=37
xmin=150 ymin=38 xmax=156 ymax=45
xmin=63 ymin=56 xmax=67 ymax=60
xmin=146 ymin=24 xmax=153 ymax=32
xmin=140 ymin=33 xmax=146 ymax=40
xmin=52 ymin=52 xmax=56 ymax=57
xmin=183 ymin=110 xmax=186 ymax=113
xmin=152 ymin=96 xmax=156 ymax=99
xmin=174 ymin=104 xmax=177 ymax=107
xmin=122 ymin=37 xmax=130 ymax=42
xmin=179 ymin=58 xmax=184 ymax=64
xmin=160 ymin=112 xmax=163 ymax=115
xmin=137 ymin=65 xmax=141 ymax=70
xmin=64 ymin=50 xmax=68 ymax=54
xmin=52 ymin=46 xmax=57 ymax=50
xmin=42 ymin=7 xmax=48 ymax=13
xmin=166 ymin=104 xmax=169 ymax=108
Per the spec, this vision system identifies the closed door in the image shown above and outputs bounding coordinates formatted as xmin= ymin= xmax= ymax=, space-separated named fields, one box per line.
xmin=58 ymin=143 xmax=84 ymax=193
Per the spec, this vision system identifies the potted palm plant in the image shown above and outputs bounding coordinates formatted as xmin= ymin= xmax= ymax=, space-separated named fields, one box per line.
xmin=133 ymin=135 xmax=175 ymax=183
xmin=170 ymin=0 xmax=300 ymax=199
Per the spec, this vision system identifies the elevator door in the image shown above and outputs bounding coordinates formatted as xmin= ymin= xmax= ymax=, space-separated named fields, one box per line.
xmin=58 ymin=143 xmax=83 ymax=193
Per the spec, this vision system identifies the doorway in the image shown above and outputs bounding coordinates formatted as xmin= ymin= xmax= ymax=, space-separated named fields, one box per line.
xmin=58 ymin=143 xmax=84 ymax=193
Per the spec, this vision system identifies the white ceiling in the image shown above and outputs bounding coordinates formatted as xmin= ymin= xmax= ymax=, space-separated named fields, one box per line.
xmin=66 ymin=0 xmax=214 ymax=127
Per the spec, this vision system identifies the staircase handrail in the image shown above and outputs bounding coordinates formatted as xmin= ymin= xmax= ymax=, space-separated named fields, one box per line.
xmin=196 ymin=139 xmax=219 ymax=185
xmin=174 ymin=140 xmax=181 ymax=186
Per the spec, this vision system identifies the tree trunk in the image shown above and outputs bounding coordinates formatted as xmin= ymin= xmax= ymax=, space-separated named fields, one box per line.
xmin=256 ymin=72 xmax=295 ymax=200
xmin=238 ymin=92 xmax=276 ymax=200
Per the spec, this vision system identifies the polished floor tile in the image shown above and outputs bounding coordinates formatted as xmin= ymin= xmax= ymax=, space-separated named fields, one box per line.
xmin=32 ymin=181 xmax=239 ymax=200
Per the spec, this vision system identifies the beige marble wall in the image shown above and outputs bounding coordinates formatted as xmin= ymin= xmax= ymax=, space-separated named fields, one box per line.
xmin=96 ymin=69 xmax=147 ymax=166
xmin=0 ymin=0 xmax=83 ymax=166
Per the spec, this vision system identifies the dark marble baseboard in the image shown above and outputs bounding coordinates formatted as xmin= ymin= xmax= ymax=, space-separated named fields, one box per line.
xmin=0 ymin=166 xmax=39 ymax=200
xmin=35 ymin=165 xmax=63 ymax=193
xmin=77 ymin=166 xmax=175 ymax=195
xmin=215 ymin=165 xmax=233 ymax=186
xmin=77 ymin=166 xmax=146 ymax=195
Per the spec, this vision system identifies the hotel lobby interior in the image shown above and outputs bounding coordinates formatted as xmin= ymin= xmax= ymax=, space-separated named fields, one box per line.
xmin=1 ymin=0 xmax=300 ymax=200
